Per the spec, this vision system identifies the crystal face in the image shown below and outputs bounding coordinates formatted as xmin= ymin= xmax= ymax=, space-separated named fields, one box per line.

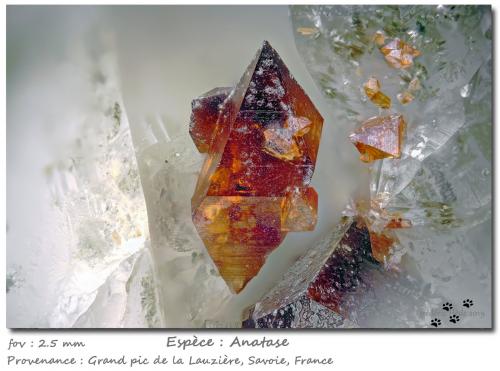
xmin=190 ymin=87 xmax=232 ymax=153
xmin=262 ymin=116 xmax=312 ymax=161
xmin=190 ymin=41 xmax=323 ymax=293
xmin=306 ymin=220 xmax=374 ymax=315
xmin=349 ymin=114 xmax=406 ymax=163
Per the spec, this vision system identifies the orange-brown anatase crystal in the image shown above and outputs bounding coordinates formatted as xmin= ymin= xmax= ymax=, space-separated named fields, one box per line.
xmin=368 ymin=217 xmax=411 ymax=264
xmin=190 ymin=41 xmax=323 ymax=293
xmin=349 ymin=114 xmax=406 ymax=163
xmin=372 ymin=30 xmax=386 ymax=46
xmin=380 ymin=38 xmax=421 ymax=69
xmin=369 ymin=230 xmax=394 ymax=264
xmin=397 ymin=91 xmax=414 ymax=105
xmin=363 ymin=77 xmax=391 ymax=109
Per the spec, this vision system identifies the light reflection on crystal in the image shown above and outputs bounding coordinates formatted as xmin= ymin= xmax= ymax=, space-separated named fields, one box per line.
xmin=460 ymin=83 xmax=471 ymax=98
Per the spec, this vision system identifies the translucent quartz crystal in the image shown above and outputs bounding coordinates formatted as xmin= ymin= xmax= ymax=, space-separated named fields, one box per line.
xmin=290 ymin=5 xmax=491 ymax=174
xmin=349 ymin=114 xmax=406 ymax=163
xmin=386 ymin=112 xmax=492 ymax=231
xmin=190 ymin=41 xmax=323 ymax=293
xmin=244 ymin=217 xmax=436 ymax=328
xmin=380 ymin=38 xmax=421 ymax=69
xmin=363 ymin=77 xmax=391 ymax=109
xmin=290 ymin=5 xmax=491 ymax=327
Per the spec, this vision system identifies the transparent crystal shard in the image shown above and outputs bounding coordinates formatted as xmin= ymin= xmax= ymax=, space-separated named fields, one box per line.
xmin=131 ymin=112 xmax=232 ymax=327
xmin=386 ymin=114 xmax=492 ymax=230
xmin=43 ymin=68 xmax=153 ymax=328
xmin=383 ymin=41 xmax=492 ymax=230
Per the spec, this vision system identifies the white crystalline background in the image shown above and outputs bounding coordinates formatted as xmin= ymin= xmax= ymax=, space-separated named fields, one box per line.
xmin=7 ymin=8 xmax=159 ymax=328
xmin=290 ymin=5 xmax=491 ymax=327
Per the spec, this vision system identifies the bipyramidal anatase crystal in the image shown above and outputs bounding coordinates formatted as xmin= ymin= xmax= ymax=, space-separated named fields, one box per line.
xmin=190 ymin=41 xmax=323 ymax=293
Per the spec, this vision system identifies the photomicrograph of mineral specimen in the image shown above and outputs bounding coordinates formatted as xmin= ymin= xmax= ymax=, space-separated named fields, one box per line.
xmin=6 ymin=5 xmax=491 ymax=329
xmin=190 ymin=41 xmax=323 ymax=293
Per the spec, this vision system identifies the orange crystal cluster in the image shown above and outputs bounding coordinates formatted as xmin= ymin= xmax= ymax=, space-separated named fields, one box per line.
xmin=190 ymin=41 xmax=323 ymax=293
xmin=380 ymin=38 xmax=421 ymax=69
xmin=349 ymin=114 xmax=406 ymax=163
xmin=345 ymin=34 xmax=421 ymax=263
